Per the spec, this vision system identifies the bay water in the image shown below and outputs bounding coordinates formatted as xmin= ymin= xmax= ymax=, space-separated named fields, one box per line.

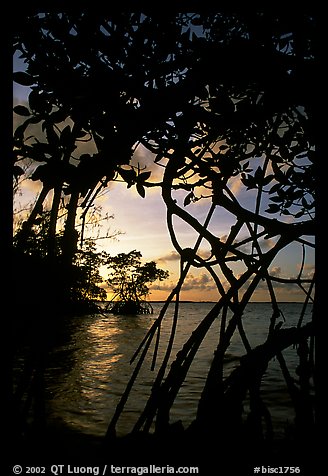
xmin=41 ymin=302 xmax=313 ymax=439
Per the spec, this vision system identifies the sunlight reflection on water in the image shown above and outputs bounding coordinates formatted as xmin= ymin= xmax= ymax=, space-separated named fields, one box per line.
xmin=44 ymin=302 xmax=312 ymax=439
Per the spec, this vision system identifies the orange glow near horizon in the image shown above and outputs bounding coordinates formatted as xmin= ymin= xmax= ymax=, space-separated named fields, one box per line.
xmin=15 ymin=167 xmax=314 ymax=305
xmin=102 ymin=270 xmax=312 ymax=303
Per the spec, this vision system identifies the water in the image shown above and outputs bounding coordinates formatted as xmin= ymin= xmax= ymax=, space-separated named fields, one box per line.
xmin=39 ymin=302 xmax=313 ymax=439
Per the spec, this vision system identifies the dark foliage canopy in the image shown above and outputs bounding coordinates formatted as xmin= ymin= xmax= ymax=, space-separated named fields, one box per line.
xmin=14 ymin=11 xmax=317 ymax=217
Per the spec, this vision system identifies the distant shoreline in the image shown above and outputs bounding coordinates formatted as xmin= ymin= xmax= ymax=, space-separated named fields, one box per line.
xmin=147 ymin=300 xmax=308 ymax=304
xmin=100 ymin=300 xmax=309 ymax=305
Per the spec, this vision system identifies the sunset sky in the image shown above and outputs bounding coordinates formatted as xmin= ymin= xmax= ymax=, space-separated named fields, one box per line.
xmin=13 ymin=54 xmax=315 ymax=303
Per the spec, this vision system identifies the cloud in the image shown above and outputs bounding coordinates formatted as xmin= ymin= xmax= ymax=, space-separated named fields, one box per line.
xmin=150 ymin=271 xmax=217 ymax=293
xmin=182 ymin=273 xmax=216 ymax=291
xmin=148 ymin=264 xmax=313 ymax=302
xmin=158 ymin=251 xmax=181 ymax=263
xmin=245 ymin=263 xmax=314 ymax=300
xmin=150 ymin=280 xmax=176 ymax=292
xmin=270 ymin=266 xmax=281 ymax=277
xmin=260 ymin=237 xmax=277 ymax=251
xmin=296 ymin=263 xmax=315 ymax=279
xmin=157 ymin=247 xmax=213 ymax=264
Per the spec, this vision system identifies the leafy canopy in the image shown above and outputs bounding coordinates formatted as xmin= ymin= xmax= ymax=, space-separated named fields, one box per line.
xmin=106 ymin=250 xmax=169 ymax=303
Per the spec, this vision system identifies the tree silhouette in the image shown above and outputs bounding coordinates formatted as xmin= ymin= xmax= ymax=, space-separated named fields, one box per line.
xmin=12 ymin=10 xmax=318 ymax=469
xmin=105 ymin=250 xmax=169 ymax=314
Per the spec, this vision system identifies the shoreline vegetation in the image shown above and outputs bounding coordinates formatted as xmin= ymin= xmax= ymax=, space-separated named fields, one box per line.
xmin=146 ymin=300 xmax=308 ymax=304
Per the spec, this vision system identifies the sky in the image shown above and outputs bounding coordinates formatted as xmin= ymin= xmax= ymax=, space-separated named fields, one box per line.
xmin=13 ymin=54 xmax=315 ymax=303
xmin=93 ymin=156 xmax=314 ymax=302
